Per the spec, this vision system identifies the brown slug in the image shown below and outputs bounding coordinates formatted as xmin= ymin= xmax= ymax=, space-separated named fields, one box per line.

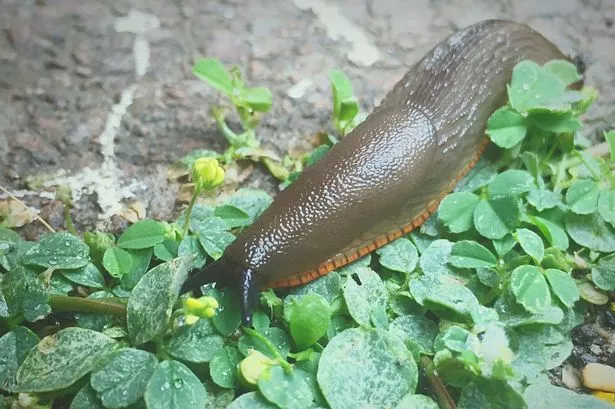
xmin=182 ymin=19 xmax=573 ymax=325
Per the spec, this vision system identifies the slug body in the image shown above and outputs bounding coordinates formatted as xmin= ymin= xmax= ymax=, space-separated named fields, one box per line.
xmin=182 ymin=19 xmax=571 ymax=325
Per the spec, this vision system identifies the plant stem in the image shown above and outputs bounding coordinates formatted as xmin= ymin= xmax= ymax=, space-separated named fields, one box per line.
xmin=421 ymin=356 xmax=456 ymax=409
xmin=182 ymin=186 xmax=201 ymax=239
xmin=49 ymin=295 xmax=127 ymax=317
xmin=242 ymin=326 xmax=293 ymax=373
xmin=0 ymin=185 xmax=56 ymax=233
xmin=64 ymin=205 xmax=77 ymax=235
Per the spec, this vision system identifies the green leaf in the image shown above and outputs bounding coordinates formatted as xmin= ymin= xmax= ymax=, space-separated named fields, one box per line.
xmin=486 ymin=106 xmax=527 ymax=148
xmin=193 ymin=58 xmax=233 ymax=95
xmin=214 ymin=205 xmax=250 ymax=229
xmin=24 ymin=231 xmax=90 ymax=269
xmin=598 ymin=189 xmax=615 ymax=225
xmin=2 ymin=266 xmax=50 ymax=322
xmin=224 ymin=189 xmax=272 ymax=224
xmin=167 ymin=318 xmax=224 ymax=363
xmin=423 ymin=285 xmax=480 ymax=323
xmin=289 ymin=293 xmax=331 ymax=350
xmin=566 ymin=212 xmax=615 ymax=252
xmin=289 ymin=272 xmax=341 ymax=304
xmin=487 ymin=170 xmax=534 ymax=198
xmin=376 ymin=238 xmax=418 ymax=273
xmin=258 ymin=365 xmax=312 ymax=409
xmin=418 ymin=239 xmax=456 ymax=277
xmin=103 ymin=247 xmax=133 ymax=278
xmin=90 ymin=348 xmax=158 ymax=409
xmin=566 ymin=180 xmax=600 ymax=214
xmin=528 ymin=215 xmax=569 ymax=251
xmin=605 ymin=130 xmax=615 ymax=162
xmin=543 ymin=60 xmax=582 ymax=86
xmin=474 ymin=197 xmax=519 ymax=240
xmin=178 ymin=236 xmax=207 ymax=270
xmin=591 ymin=253 xmax=615 ymax=291
xmin=438 ymin=192 xmax=480 ymax=233
xmin=458 ymin=378 xmax=525 ymax=409
xmin=508 ymin=60 xmax=566 ymax=112
xmin=154 ymin=238 xmax=179 ymax=261
xmin=144 ymin=360 xmax=208 ymax=409
xmin=70 ymin=384 xmax=105 ymax=409
xmin=511 ymin=265 xmax=551 ymax=313
xmin=527 ymin=189 xmax=562 ymax=212
xmin=330 ymin=69 xmax=359 ymax=122
xmin=62 ymin=262 xmax=106 ymax=289
xmin=0 ymin=326 xmax=39 ymax=391
xmin=117 ymin=219 xmax=166 ymax=250
xmin=544 ymin=269 xmax=579 ymax=308
xmin=212 ymin=288 xmax=242 ymax=336
xmin=210 ymin=346 xmax=242 ymax=389
xmin=127 ymin=257 xmax=191 ymax=345
xmin=524 ymin=383 xmax=613 ymax=409
xmin=238 ymin=327 xmax=291 ymax=360
xmin=449 ymin=240 xmax=497 ymax=269
xmin=455 ymin=158 xmax=497 ymax=193
xmin=15 ymin=327 xmax=116 ymax=392
xmin=578 ymin=281 xmax=609 ymax=305
xmin=318 ymin=327 xmax=417 ymax=409
xmin=493 ymin=234 xmax=516 ymax=256
xmin=198 ymin=230 xmax=236 ymax=260
xmin=75 ymin=291 xmax=115 ymax=332
xmin=528 ymin=110 xmax=582 ymax=133
xmin=342 ymin=267 xmax=387 ymax=326
xmin=394 ymin=394 xmax=439 ymax=409
xmin=515 ymin=228 xmax=544 ymax=263
xmin=120 ymin=248 xmax=153 ymax=290
xmin=227 ymin=392 xmax=277 ymax=409
xmin=389 ymin=314 xmax=438 ymax=355
xmin=240 ymin=87 xmax=273 ymax=112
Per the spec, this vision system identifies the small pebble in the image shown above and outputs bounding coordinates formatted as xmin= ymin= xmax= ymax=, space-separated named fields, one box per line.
xmin=562 ymin=364 xmax=582 ymax=390
xmin=583 ymin=363 xmax=615 ymax=392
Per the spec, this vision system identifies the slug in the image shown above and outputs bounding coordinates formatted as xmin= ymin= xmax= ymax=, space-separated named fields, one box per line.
xmin=182 ymin=19 xmax=574 ymax=325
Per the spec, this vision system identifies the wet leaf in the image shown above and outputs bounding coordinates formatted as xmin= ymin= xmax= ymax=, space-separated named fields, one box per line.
xmin=15 ymin=327 xmax=116 ymax=392
xmin=317 ymin=327 xmax=417 ymax=409
xmin=144 ymin=360 xmax=207 ymax=409
xmin=127 ymin=257 xmax=191 ymax=345
xmin=90 ymin=348 xmax=158 ymax=408
xmin=24 ymin=231 xmax=89 ymax=269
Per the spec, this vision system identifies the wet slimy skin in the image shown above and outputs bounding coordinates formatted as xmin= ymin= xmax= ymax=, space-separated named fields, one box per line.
xmin=181 ymin=19 xmax=570 ymax=325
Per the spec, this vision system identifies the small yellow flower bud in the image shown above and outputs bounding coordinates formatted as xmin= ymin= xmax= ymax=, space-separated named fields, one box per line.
xmin=184 ymin=314 xmax=200 ymax=326
xmin=192 ymin=158 xmax=225 ymax=191
xmin=204 ymin=307 xmax=216 ymax=318
xmin=238 ymin=350 xmax=276 ymax=386
xmin=184 ymin=297 xmax=203 ymax=312
xmin=203 ymin=296 xmax=219 ymax=310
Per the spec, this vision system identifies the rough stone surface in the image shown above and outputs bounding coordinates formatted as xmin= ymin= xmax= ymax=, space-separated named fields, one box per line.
xmin=0 ymin=0 xmax=614 ymax=234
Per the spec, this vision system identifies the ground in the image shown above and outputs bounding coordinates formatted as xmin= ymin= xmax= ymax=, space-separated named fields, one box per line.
xmin=1 ymin=0 xmax=614 ymax=392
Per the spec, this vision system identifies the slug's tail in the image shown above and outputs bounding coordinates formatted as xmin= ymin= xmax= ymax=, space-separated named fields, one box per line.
xmin=181 ymin=256 xmax=260 ymax=327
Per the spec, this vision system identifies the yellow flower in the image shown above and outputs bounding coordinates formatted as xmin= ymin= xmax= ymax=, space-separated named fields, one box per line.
xmin=238 ymin=350 xmax=276 ymax=386
xmin=183 ymin=296 xmax=219 ymax=318
xmin=192 ymin=158 xmax=225 ymax=191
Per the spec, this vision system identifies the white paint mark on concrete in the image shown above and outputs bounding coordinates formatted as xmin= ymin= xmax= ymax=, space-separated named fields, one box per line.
xmin=287 ymin=78 xmax=314 ymax=99
xmin=43 ymin=9 xmax=159 ymax=222
xmin=114 ymin=9 xmax=160 ymax=34
xmin=291 ymin=0 xmax=380 ymax=66
xmin=0 ymin=190 xmax=56 ymax=200
xmin=133 ymin=36 xmax=150 ymax=77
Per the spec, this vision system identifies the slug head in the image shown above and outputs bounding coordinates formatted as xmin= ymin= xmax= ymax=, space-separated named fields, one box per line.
xmin=181 ymin=256 xmax=260 ymax=327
